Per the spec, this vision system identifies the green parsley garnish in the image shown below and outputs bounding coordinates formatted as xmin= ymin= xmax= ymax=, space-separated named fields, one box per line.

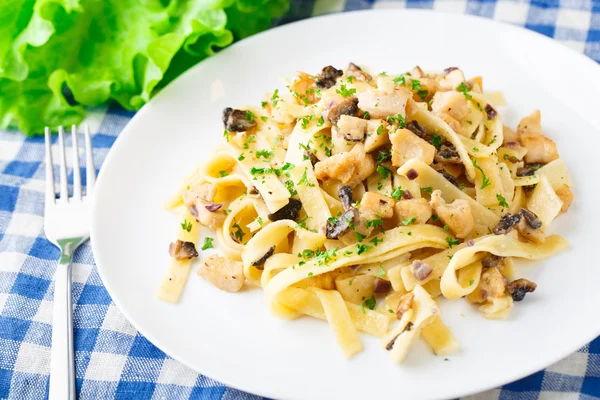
xmin=346 ymin=75 xmax=355 ymax=83
xmin=370 ymin=237 xmax=383 ymax=246
xmin=218 ymin=170 xmax=228 ymax=177
xmin=456 ymin=82 xmax=472 ymax=100
xmin=317 ymin=116 xmax=325 ymax=127
xmin=391 ymin=187 xmax=405 ymax=200
xmin=232 ymin=221 xmax=246 ymax=243
xmin=393 ymin=75 xmax=405 ymax=85
xmin=250 ymin=167 xmax=265 ymax=175
xmin=386 ymin=113 xmax=406 ymax=128
xmin=281 ymin=162 xmax=295 ymax=171
xmin=376 ymin=124 xmax=385 ymax=135
xmin=445 ymin=237 xmax=461 ymax=248
xmin=343 ymin=250 xmax=353 ymax=257
xmin=256 ymin=217 xmax=263 ymax=226
xmin=431 ymin=134 xmax=442 ymax=150
xmin=245 ymin=111 xmax=256 ymax=122
xmin=497 ymin=194 xmax=509 ymax=208
xmin=180 ymin=219 xmax=192 ymax=232
xmin=284 ymin=180 xmax=297 ymax=196
xmin=417 ymin=89 xmax=428 ymax=100
xmin=355 ymin=232 xmax=366 ymax=242
xmin=376 ymin=165 xmax=391 ymax=179
xmin=256 ymin=149 xmax=274 ymax=160
xmin=378 ymin=264 xmax=385 ymax=276
xmin=223 ymin=130 xmax=230 ymax=142
xmin=237 ymin=153 xmax=245 ymax=161
xmin=260 ymin=116 xmax=268 ymax=122
xmin=411 ymin=79 xmax=421 ymax=90
xmin=365 ymin=218 xmax=384 ymax=229
xmin=308 ymin=272 xmax=313 ymax=279
xmin=356 ymin=244 xmax=373 ymax=255
xmin=336 ymin=84 xmax=356 ymax=97
xmin=421 ymin=186 xmax=434 ymax=194
xmin=201 ymin=237 xmax=214 ymax=250
xmin=402 ymin=217 xmax=416 ymax=226
xmin=472 ymin=158 xmax=491 ymax=189
xmin=297 ymin=167 xmax=315 ymax=187
xmin=377 ymin=150 xmax=392 ymax=164
xmin=365 ymin=295 xmax=376 ymax=310
xmin=299 ymin=115 xmax=314 ymax=129
xmin=271 ymin=89 xmax=279 ymax=106
xmin=469 ymin=279 xmax=475 ymax=286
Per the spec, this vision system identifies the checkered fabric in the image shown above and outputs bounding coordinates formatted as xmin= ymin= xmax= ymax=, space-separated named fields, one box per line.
xmin=1 ymin=1 xmax=599 ymax=399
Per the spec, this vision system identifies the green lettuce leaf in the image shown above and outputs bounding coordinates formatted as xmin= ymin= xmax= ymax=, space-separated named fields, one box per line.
xmin=0 ymin=0 xmax=289 ymax=135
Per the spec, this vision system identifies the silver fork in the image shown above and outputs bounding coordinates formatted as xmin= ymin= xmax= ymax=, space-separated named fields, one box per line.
xmin=44 ymin=125 xmax=95 ymax=400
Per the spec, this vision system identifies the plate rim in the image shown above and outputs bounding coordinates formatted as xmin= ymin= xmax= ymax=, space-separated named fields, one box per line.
xmin=91 ymin=9 xmax=600 ymax=400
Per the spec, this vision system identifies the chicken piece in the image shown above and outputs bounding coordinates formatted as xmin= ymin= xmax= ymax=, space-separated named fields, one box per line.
xmin=291 ymin=72 xmax=318 ymax=104
xmin=190 ymin=202 xmax=226 ymax=230
xmin=364 ymin=120 xmax=390 ymax=153
xmin=517 ymin=110 xmax=559 ymax=164
xmin=411 ymin=66 xmax=425 ymax=78
xmin=430 ymin=190 xmax=474 ymax=238
xmin=393 ymin=198 xmax=432 ymax=225
xmin=314 ymin=143 xmax=375 ymax=186
xmin=390 ymin=128 xmax=436 ymax=167
xmin=503 ymin=125 xmax=519 ymax=145
xmin=431 ymin=91 xmax=470 ymax=123
xmin=412 ymin=77 xmax=438 ymax=102
xmin=182 ymin=183 xmax=216 ymax=206
xmin=438 ymin=69 xmax=466 ymax=91
xmin=357 ymin=87 xmax=410 ymax=119
xmin=359 ymin=192 xmax=395 ymax=220
xmin=347 ymin=62 xmax=372 ymax=81
xmin=337 ymin=115 xmax=368 ymax=142
xmin=197 ymin=255 xmax=245 ymax=292
xmin=467 ymin=267 xmax=506 ymax=304
xmin=555 ymin=184 xmax=573 ymax=213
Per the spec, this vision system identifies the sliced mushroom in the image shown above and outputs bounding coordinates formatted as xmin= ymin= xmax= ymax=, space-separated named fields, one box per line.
xmin=385 ymin=321 xmax=414 ymax=351
xmin=516 ymin=166 xmax=536 ymax=177
xmin=325 ymin=209 xmax=357 ymax=239
xmin=222 ymin=107 xmax=256 ymax=132
xmin=396 ymin=292 xmax=415 ymax=320
xmin=347 ymin=62 xmax=372 ymax=81
xmin=251 ymin=246 xmax=276 ymax=269
xmin=507 ymin=278 xmax=537 ymax=301
xmin=304 ymin=150 xmax=318 ymax=166
xmin=327 ymin=97 xmax=359 ymax=125
xmin=316 ymin=65 xmax=343 ymax=89
xmin=168 ymin=240 xmax=199 ymax=261
xmin=492 ymin=213 xmax=522 ymax=235
xmin=338 ymin=185 xmax=354 ymax=211
xmin=411 ymin=260 xmax=433 ymax=281
xmin=440 ymin=168 xmax=460 ymax=187
xmin=482 ymin=254 xmax=504 ymax=268
xmin=205 ymin=202 xmax=223 ymax=212
xmin=268 ymin=198 xmax=302 ymax=222
xmin=519 ymin=208 xmax=542 ymax=229
xmin=434 ymin=144 xmax=461 ymax=164
xmin=406 ymin=120 xmax=428 ymax=140
xmin=373 ymin=278 xmax=392 ymax=294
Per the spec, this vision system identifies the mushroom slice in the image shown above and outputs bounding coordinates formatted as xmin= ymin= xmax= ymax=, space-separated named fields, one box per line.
xmin=268 ymin=198 xmax=302 ymax=222
xmin=316 ymin=65 xmax=343 ymax=89
xmin=251 ymin=245 xmax=276 ymax=269
xmin=168 ymin=240 xmax=199 ymax=261
xmin=507 ymin=278 xmax=537 ymax=302
xmin=222 ymin=107 xmax=257 ymax=132
xmin=492 ymin=213 xmax=522 ymax=235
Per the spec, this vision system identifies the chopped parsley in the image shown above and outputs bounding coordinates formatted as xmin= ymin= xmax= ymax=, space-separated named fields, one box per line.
xmin=250 ymin=167 xmax=265 ymax=175
xmin=243 ymin=134 xmax=256 ymax=149
xmin=336 ymin=84 xmax=356 ymax=97
xmin=445 ymin=237 xmax=461 ymax=248
xmin=456 ymin=82 xmax=472 ymax=100
xmin=472 ymin=158 xmax=491 ymax=189
xmin=218 ymin=170 xmax=229 ymax=177
xmin=281 ymin=162 xmax=295 ymax=171
xmin=180 ymin=219 xmax=192 ymax=232
xmin=377 ymin=181 xmax=383 ymax=190
xmin=370 ymin=237 xmax=383 ymax=246
xmin=245 ymin=111 xmax=256 ymax=122
xmin=393 ymin=75 xmax=406 ymax=85
xmin=376 ymin=165 xmax=391 ymax=179
xmin=431 ymin=134 xmax=442 ymax=150
xmin=356 ymin=244 xmax=373 ymax=255
xmin=308 ymin=272 xmax=313 ymax=278
xmin=317 ymin=116 xmax=325 ymax=126
xmin=365 ymin=295 xmax=377 ymax=310
xmin=201 ymin=237 xmax=214 ymax=250
xmin=256 ymin=149 xmax=274 ymax=160
xmin=391 ymin=187 xmax=405 ymax=200
xmin=378 ymin=264 xmax=386 ymax=276
xmin=417 ymin=89 xmax=428 ymax=100
xmin=284 ymin=180 xmax=297 ymax=196
xmin=297 ymin=168 xmax=315 ymax=187
xmin=299 ymin=115 xmax=314 ymax=129
xmin=386 ymin=113 xmax=406 ymax=128
xmin=223 ymin=130 xmax=230 ymax=142
xmin=497 ymin=193 xmax=509 ymax=208
xmin=402 ymin=217 xmax=417 ymax=226
xmin=260 ymin=116 xmax=268 ymax=122
xmin=232 ymin=221 xmax=245 ymax=243
xmin=363 ymin=110 xmax=370 ymax=120
xmin=343 ymin=250 xmax=353 ymax=257
xmin=271 ymin=89 xmax=279 ymax=106
xmin=421 ymin=186 xmax=434 ymax=194
xmin=473 ymin=147 xmax=479 ymax=152
xmin=360 ymin=303 xmax=366 ymax=314
xmin=355 ymin=232 xmax=366 ymax=242
xmin=459 ymin=183 xmax=467 ymax=190
xmin=261 ymin=101 xmax=267 ymax=108
xmin=411 ymin=79 xmax=421 ymax=90
xmin=256 ymin=216 xmax=263 ymax=226
xmin=469 ymin=279 xmax=475 ymax=286
xmin=237 ymin=153 xmax=245 ymax=161
xmin=346 ymin=75 xmax=355 ymax=83
xmin=377 ymin=150 xmax=392 ymax=164
xmin=376 ymin=124 xmax=385 ymax=135
xmin=366 ymin=218 xmax=384 ymax=229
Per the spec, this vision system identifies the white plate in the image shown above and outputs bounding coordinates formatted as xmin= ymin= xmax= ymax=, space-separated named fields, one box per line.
xmin=91 ymin=10 xmax=600 ymax=400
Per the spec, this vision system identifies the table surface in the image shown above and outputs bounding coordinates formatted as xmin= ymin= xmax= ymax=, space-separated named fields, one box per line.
xmin=1 ymin=1 xmax=600 ymax=399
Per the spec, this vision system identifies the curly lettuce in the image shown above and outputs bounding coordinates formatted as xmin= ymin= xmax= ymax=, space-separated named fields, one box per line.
xmin=0 ymin=0 xmax=289 ymax=135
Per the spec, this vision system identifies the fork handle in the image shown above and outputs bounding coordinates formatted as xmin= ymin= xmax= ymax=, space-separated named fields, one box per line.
xmin=49 ymin=256 xmax=76 ymax=400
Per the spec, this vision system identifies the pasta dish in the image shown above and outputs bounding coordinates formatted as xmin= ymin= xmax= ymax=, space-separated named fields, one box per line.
xmin=159 ymin=63 xmax=572 ymax=362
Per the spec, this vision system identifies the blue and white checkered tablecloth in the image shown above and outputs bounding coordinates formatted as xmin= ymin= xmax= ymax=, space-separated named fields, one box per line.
xmin=1 ymin=1 xmax=600 ymax=399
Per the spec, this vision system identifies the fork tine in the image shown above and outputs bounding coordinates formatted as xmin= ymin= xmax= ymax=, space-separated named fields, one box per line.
xmin=57 ymin=126 xmax=69 ymax=203
xmin=84 ymin=125 xmax=96 ymax=194
xmin=44 ymin=127 xmax=55 ymax=205
xmin=71 ymin=125 xmax=82 ymax=199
